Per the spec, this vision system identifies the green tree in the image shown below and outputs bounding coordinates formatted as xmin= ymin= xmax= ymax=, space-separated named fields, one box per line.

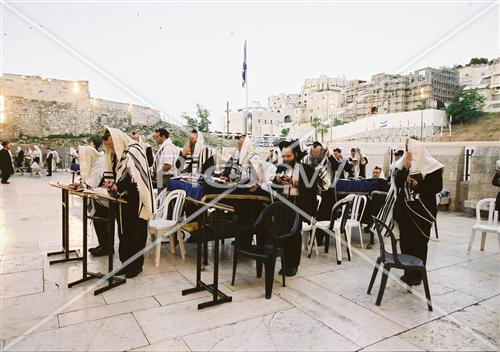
xmin=281 ymin=128 xmax=290 ymax=137
xmin=196 ymin=104 xmax=211 ymax=132
xmin=311 ymin=117 xmax=321 ymax=140
xmin=317 ymin=123 xmax=329 ymax=143
xmin=445 ymin=90 xmax=486 ymax=125
xmin=468 ymin=57 xmax=488 ymax=66
xmin=182 ymin=112 xmax=198 ymax=130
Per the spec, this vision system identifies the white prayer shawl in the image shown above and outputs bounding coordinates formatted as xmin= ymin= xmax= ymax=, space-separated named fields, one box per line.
xmin=269 ymin=148 xmax=282 ymax=166
xmin=69 ymin=147 xmax=78 ymax=158
xmin=183 ymin=132 xmax=213 ymax=173
xmin=304 ymin=150 xmax=331 ymax=192
xmin=351 ymin=150 xmax=362 ymax=179
xmin=103 ymin=127 xmax=155 ymax=220
xmin=78 ymin=146 xmax=101 ymax=186
xmin=34 ymin=146 xmax=43 ymax=166
xmin=248 ymin=154 xmax=277 ymax=184
xmin=397 ymin=139 xmax=444 ymax=179
xmin=238 ymin=137 xmax=254 ymax=168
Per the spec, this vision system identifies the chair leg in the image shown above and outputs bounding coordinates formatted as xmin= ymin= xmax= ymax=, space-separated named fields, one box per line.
xmin=480 ymin=232 xmax=487 ymax=251
xmin=335 ymin=228 xmax=342 ymax=265
xmin=324 ymin=231 xmax=329 ymax=253
xmin=256 ymin=260 xmax=263 ymax=278
xmin=467 ymin=229 xmax=476 ymax=254
xmin=155 ymin=232 xmax=162 ymax=267
xmin=314 ymin=236 xmax=319 ymax=256
xmin=308 ymin=227 xmax=317 ymax=258
xmin=231 ymin=250 xmax=238 ymax=286
xmin=421 ymin=269 xmax=433 ymax=311
xmin=345 ymin=229 xmax=352 ymax=261
xmin=375 ymin=265 xmax=390 ymax=306
xmin=358 ymin=224 xmax=364 ymax=249
xmin=168 ymin=233 xmax=176 ymax=254
xmin=177 ymin=230 xmax=186 ymax=259
xmin=264 ymin=257 xmax=276 ymax=299
xmin=367 ymin=258 xmax=381 ymax=294
xmin=280 ymin=255 xmax=286 ymax=287
xmin=302 ymin=231 xmax=309 ymax=251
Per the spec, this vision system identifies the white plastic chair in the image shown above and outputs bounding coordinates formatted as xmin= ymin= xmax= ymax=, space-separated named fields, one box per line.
xmin=467 ymin=198 xmax=500 ymax=254
xmin=148 ymin=189 xmax=186 ymax=266
xmin=153 ymin=188 xmax=168 ymax=220
xmin=345 ymin=195 xmax=368 ymax=250
xmin=301 ymin=195 xmax=322 ymax=255
xmin=309 ymin=194 xmax=355 ymax=263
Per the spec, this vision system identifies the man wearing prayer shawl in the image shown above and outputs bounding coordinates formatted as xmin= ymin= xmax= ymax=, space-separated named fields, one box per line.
xmin=102 ymin=127 xmax=155 ymax=278
xmin=392 ymin=138 xmax=443 ymax=286
xmin=272 ymin=140 xmax=318 ymax=277
xmin=178 ymin=129 xmax=212 ymax=174
xmin=71 ymin=137 xmax=115 ymax=257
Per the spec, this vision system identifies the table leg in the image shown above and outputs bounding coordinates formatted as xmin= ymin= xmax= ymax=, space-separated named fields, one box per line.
xmin=48 ymin=189 xmax=81 ymax=265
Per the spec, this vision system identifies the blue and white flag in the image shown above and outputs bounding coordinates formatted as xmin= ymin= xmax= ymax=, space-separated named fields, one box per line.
xmin=242 ymin=40 xmax=247 ymax=87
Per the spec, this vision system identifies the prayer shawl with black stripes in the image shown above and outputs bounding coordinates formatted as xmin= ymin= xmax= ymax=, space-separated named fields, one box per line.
xmin=181 ymin=132 xmax=213 ymax=173
xmin=104 ymin=127 xmax=155 ymax=221
xmin=304 ymin=151 xmax=331 ymax=192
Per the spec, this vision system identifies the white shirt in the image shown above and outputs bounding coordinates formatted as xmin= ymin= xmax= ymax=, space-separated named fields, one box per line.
xmin=154 ymin=138 xmax=179 ymax=187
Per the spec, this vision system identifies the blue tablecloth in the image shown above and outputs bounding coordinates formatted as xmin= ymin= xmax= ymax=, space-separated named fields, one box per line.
xmin=336 ymin=179 xmax=390 ymax=193
xmin=167 ymin=179 xmax=205 ymax=200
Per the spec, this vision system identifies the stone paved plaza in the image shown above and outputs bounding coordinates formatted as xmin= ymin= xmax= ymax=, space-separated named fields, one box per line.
xmin=1 ymin=172 xmax=499 ymax=351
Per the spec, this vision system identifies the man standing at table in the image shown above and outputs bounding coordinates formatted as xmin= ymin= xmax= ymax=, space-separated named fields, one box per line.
xmin=0 ymin=141 xmax=14 ymax=184
xmin=152 ymin=128 xmax=178 ymax=191
xmin=70 ymin=137 xmax=116 ymax=257
xmin=179 ymin=129 xmax=212 ymax=174
xmin=102 ymin=127 xmax=154 ymax=278
xmin=329 ymin=148 xmax=347 ymax=180
xmin=272 ymin=140 xmax=318 ymax=276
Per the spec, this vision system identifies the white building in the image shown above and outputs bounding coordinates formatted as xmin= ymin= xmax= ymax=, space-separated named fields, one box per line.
xmin=227 ymin=101 xmax=290 ymax=136
xmin=459 ymin=58 xmax=500 ymax=112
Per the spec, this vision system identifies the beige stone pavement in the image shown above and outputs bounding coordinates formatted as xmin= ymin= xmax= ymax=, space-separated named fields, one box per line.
xmin=0 ymin=172 xmax=498 ymax=351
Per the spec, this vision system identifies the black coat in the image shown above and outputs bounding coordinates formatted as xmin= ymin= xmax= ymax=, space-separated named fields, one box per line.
xmin=328 ymin=156 xmax=346 ymax=180
xmin=0 ymin=149 xmax=14 ymax=175
xmin=273 ymin=163 xmax=318 ymax=221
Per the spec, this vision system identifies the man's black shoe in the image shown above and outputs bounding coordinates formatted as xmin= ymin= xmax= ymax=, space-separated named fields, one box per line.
xmin=89 ymin=246 xmax=102 ymax=253
xmin=91 ymin=248 xmax=114 ymax=257
xmin=1 ymin=181 xmax=10 ymax=184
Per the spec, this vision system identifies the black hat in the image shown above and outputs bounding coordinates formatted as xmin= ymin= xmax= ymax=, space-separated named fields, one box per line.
xmin=394 ymin=149 xmax=404 ymax=157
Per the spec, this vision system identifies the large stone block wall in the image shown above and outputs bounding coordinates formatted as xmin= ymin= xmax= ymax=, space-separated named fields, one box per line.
xmin=90 ymin=99 xmax=161 ymax=132
xmin=1 ymin=96 xmax=91 ymax=138
xmin=0 ymin=74 xmax=161 ymax=140
xmin=467 ymin=146 xmax=499 ymax=202
xmin=425 ymin=144 xmax=464 ymax=211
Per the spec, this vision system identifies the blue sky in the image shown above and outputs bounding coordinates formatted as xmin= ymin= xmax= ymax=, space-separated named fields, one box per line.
xmin=2 ymin=1 xmax=498 ymax=130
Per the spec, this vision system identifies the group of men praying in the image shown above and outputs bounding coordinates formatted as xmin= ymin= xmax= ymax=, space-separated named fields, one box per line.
xmin=3 ymin=126 xmax=443 ymax=286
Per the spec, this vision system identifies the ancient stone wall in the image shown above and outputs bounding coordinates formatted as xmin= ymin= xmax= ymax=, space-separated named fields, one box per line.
xmin=0 ymin=73 xmax=161 ymax=140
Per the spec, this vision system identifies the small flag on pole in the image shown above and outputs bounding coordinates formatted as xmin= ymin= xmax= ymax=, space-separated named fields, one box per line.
xmin=242 ymin=40 xmax=247 ymax=87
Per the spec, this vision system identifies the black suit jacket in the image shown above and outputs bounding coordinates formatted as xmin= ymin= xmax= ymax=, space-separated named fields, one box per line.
xmin=0 ymin=149 xmax=14 ymax=175
xmin=273 ymin=163 xmax=318 ymax=221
